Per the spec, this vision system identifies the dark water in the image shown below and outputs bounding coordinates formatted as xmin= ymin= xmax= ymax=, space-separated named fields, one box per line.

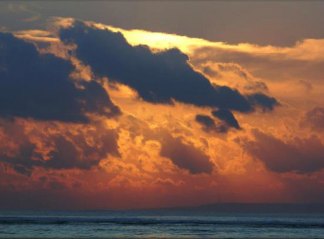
xmin=0 ymin=210 xmax=323 ymax=238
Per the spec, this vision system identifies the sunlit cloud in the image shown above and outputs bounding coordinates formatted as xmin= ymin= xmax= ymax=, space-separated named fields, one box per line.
xmin=0 ymin=17 xmax=323 ymax=209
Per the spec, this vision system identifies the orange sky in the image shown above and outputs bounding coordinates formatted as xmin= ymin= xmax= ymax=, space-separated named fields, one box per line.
xmin=0 ymin=17 xmax=323 ymax=210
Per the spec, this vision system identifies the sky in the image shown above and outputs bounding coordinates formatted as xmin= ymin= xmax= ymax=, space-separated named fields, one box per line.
xmin=0 ymin=1 xmax=324 ymax=210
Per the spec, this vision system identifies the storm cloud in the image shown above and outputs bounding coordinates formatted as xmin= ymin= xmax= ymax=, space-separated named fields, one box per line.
xmin=0 ymin=32 xmax=120 ymax=122
xmin=59 ymin=21 xmax=278 ymax=114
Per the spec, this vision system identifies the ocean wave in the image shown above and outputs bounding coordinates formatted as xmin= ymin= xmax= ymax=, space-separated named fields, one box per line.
xmin=0 ymin=217 xmax=323 ymax=229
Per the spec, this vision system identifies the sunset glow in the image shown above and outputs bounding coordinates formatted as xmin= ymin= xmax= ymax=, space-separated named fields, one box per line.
xmin=0 ymin=2 xmax=323 ymax=212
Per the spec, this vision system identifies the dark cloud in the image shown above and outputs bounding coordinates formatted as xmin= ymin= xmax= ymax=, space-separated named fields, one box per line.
xmin=0 ymin=32 xmax=120 ymax=122
xmin=301 ymin=107 xmax=324 ymax=131
xmin=0 ymin=120 xmax=119 ymax=175
xmin=160 ymin=133 xmax=213 ymax=174
xmin=243 ymin=130 xmax=324 ymax=173
xmin=247 ymin=93 xmax=278 ymax=111
xmin=195 ymin=114 xmax=228 ymax=133
xmin=60 ymin=21 xmax=277 ymax=113
xmin=45 ymin=136 xmax=87 ymax=170
xmin=212 ymin=109 xmax=240 ymax=129
xmin=196 ymin=114 xmax=216 ymax=129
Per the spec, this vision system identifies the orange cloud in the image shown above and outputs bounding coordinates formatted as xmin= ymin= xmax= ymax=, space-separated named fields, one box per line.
xmin=0 ymin=17 xmax=323 ymax=209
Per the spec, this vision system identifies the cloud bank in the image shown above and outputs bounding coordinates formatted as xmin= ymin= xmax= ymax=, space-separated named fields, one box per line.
xmin=0 ymin=32 xmax=120 ymax=123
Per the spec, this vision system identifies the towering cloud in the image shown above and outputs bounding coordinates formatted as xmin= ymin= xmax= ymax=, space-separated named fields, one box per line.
xmin=0 ymin=32 xmax=120 ymax=123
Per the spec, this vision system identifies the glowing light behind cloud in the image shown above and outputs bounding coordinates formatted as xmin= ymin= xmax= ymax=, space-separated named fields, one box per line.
xmin=0 ymin=17 xmax=323 ymax=210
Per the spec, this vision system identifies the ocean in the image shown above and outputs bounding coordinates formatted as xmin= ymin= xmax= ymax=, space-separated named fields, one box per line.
xmin=0 ymin=209 xmax=323 ymax=238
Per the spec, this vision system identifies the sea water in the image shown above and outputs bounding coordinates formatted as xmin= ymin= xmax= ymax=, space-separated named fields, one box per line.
xmin=0 ymin=210 xmax=323 ymax=238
